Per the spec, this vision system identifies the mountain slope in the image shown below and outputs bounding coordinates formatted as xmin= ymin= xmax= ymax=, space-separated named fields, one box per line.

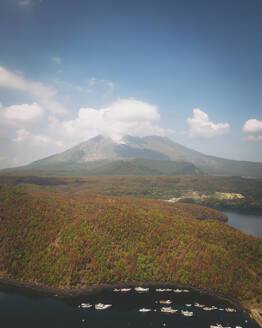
xmin=4 ymin=135 xmax=262 ymax=176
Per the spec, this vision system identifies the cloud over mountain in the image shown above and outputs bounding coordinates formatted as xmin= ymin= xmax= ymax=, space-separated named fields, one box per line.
xmin=187 ymin=109 xmax=230 ymax=138
xmin=59 ymin=98 xmax=173 ymax=145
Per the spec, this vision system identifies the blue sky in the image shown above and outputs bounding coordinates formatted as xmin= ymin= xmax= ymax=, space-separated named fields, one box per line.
xmin=0 ymin=0 xmax=262 ymax=168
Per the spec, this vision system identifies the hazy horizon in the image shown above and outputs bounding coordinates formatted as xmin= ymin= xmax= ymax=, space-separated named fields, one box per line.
xmin=1 ymin=0 xmax=262 ymax=168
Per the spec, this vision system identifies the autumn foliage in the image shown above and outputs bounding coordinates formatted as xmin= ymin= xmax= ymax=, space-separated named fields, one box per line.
xmin=0 ymin=185 xmax=261 ymax=302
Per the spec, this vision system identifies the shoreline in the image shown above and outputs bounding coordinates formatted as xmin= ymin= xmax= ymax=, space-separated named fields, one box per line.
xmin=0 ymin=276 xmax=262 ymax=328
xmin=0 ymin=275 xmax=247 ymax=307
xmin=1 ymin=275 xmax=261 ymax=327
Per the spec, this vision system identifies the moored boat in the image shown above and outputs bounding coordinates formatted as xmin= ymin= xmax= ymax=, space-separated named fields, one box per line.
xmin=139 ymin=308 xmax=151 ymax=312
xmin=225 ymin=308 xmax=236 ymax=312
xmin=80 ymin=303 xmax=92 ymax=308
xmin=161 ymin=307 xmax=178 ymax=314
xmin=135 ymin=286 xmax=149 ymax=292
xmin=159 ymin=300 xmax=172 ymax=305
xmin=181 ymin=310 xmax=193 ymax=316
xmin=95 ymin=303 xmax=112 ymax=310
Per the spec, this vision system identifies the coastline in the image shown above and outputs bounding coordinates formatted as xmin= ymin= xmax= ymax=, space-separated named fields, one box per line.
xmin=1 ymin=275 xmax=261 ymax=326
xmin=0 ymin=276 xmax=253 ymax=311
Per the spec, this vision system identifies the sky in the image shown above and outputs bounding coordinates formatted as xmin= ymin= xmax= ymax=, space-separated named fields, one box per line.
xmin=0 ymin=0 xmax=262 ymax=168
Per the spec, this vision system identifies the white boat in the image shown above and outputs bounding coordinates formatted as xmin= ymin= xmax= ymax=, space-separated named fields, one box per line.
xmin=156 ymin=288 xmax=173 ymax=292
xmin=81 ymin=303 xmax=92 ymax=308
xmin=159 ymin=300 xmax=172 ymax=305
xmin=135 ymin=286 xmax=149 ymax=292
xmin=120 ymin=288 xmax=131 ymax=292
xmin=173 ymin=289 xmax=183 ymax=293
xmin=203 ymin=307 xmax=213 ymax=311
xmin=181 ymin=310 xmax=193 ymax=316
xmin=139 ymin=308 xmax=151 ymax=312
xmin=113 ymin=288 xmax=120 ymax=292
xmin=161 ymin=307 xmax=178 ymax=314
xmin=185 ymin=304 xmax=192 ymax=307
xmin=211 ymin=306 xmax=218 ymax=310
xmin=194 ymin=302 xmax=205 ymax=308
xmin=225 ymin=307 xmax=236 ymax=312
xmin=210 ymin=324 xmax=223 ymax=328
xmin=95 ymin=303 xmax=112 ymax=310
xmin=182 ymin=289 xmax=190 ymax=292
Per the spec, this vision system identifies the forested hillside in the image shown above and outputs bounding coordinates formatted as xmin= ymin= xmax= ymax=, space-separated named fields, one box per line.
xmin=0 ymin=185 xmax=261 ymax=303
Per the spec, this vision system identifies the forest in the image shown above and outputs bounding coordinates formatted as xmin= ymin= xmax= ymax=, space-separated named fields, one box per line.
xmin=0 ymin=184 xmax=261 ymax=305
xmin=1 ymin=174 xmax=262 ymax=211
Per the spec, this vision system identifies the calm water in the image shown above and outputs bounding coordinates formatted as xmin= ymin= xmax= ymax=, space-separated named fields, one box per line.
xmin=0 ymin=286 xmax=258 ymax=328
xmin=225 ymin=211 xmax=262 ymax=237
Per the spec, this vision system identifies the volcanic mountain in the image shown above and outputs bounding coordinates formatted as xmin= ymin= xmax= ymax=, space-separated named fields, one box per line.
xmin=5 ymin=135 xmax=262 ymax=176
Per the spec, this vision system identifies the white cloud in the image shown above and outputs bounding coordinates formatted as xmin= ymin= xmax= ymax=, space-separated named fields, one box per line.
xmin=187 ymin=108 xmax=230 ymax=138
xmin=52 ymin=57 xmax=62 ymax=65
xmin=243 ymin=119 xmax=262 ymax=134
xmin=0 ymin=98 xmax=171 ymax=168
xmin=56 ymin=98 xmax=172 ymax=145
xmin=13 ymin=128 xmax=55 ymax=145
xmin=4 ymin=103 xmax=44 ymax=123
xmin=0 ymin=66 xmax=66 ymax=114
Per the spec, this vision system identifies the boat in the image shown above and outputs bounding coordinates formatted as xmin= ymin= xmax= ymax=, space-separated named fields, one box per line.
xmin=156 ymin=288 xmax=172 ymax=292
xmin=181 ymin=310 xmax=193 ymax=316
xmin=203 ymin=307 xmax=213 ymax=311
xmin=95 ymin=303 xmax=112 ymax=310
xmin=139 ymin=308 xmax=151 ymax=312
xmin=81 ymin=303 xmax=92 ymax=308
xmin=173 ymin=289 xmax=183 ymax=293
xmin=135 ymin=286 xmax=149 ymax=292
xmin=182 ymin=289 xmax=190 ymax=292
xmin=210 ymin=324 xmax=223 ymax=328
xmin=120 ymin=288 xmax=131 ymax=292
xmin=159 ymin=300 xmax=172 ymax=305
xmin=194 ymin=302 xmax=205 ymax=308
xmin=161 ymin=307 xmax=178 ymax=314
xmin=113 ymin=288 xmax=120 ymax=292
xmin=225 ymin=308 xmax=236 ymax=312
xmin=185 ymin=304 xmax=192 ymax=307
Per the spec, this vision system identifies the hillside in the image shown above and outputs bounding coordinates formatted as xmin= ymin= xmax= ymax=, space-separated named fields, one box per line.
xmin=10 ymin=158 xmax=202 ymax=176
xmin=3 ymin=135 xmax=262 ymax=177
xmin=1 ymin=174 xmax=261 ymax=211
xmin=0 ymin=185 xmax=261 ymax=303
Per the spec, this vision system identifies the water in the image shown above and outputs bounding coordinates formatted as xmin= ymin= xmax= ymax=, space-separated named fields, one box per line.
xmin=0 ymin=286 xmax=258 ymax=328
xmin=225 ymin=211 xmax=262 ymax=237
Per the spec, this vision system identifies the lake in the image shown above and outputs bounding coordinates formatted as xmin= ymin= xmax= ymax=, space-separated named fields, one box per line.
xmin=225 ymin=211 xmax=262 ymax=237
xmin=0 ymin=286 xmax=259 ymax=328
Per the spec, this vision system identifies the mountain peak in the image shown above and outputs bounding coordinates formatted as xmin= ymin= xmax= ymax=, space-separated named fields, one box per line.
xmin=6 ymin=134 xmax=262 ymax=177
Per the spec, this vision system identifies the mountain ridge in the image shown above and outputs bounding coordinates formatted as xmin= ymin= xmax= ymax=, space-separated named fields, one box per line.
xmin=3 ymin=135 xmax=262 ymax=177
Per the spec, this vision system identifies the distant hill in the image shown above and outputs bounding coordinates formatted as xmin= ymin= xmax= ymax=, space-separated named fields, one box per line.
xmin=3 ymin=135 xmax=262 ymax=176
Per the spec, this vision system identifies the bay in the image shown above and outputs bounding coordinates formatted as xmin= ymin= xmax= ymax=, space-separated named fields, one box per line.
xmin=225 ymin=211 xmax=262 ymax=237
xmin=0 ymin=286 xmax=259 ymax=328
